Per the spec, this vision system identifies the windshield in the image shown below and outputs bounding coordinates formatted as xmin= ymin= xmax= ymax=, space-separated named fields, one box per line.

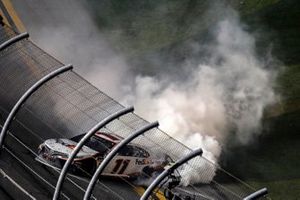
xmin=71 ymin=134 xmax=115 ymax=153
xmin=118 ymin=145 xmax=150 ymax=158
xmin=86 ymin=136 xmax=115 ymax=153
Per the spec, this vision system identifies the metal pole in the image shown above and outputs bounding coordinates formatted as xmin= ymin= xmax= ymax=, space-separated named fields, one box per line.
xmin=0 ymin=1 xmax=19 ymax=32
xmin=140 ymin=148 xmax=203 ymax=200
xmin=84 ymin=121 xmax=159 ymax=200
xmin=0 ymin=64 xmax=73 ymax=150
xmin=53 ymin=106 xmax=134 ymax=200
xmin=243 ymin=188 xmax=268 ymax=200
xmin=0 ymin=32 xmax=29 ymax=51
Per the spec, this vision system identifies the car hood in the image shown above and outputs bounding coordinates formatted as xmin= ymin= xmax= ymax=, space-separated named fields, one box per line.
xmin=44 ymin=138 xmax=98 ymax=158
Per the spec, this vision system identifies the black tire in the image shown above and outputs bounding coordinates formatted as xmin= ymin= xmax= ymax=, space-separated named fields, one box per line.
xmin=78 ymin=159 xmax=97 ymax=176
xmin=142 ymin=166 xmax=155 ymax=177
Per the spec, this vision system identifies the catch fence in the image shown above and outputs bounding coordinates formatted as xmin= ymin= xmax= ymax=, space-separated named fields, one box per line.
xmin=0 ymin=23 xmax=268 ymax=200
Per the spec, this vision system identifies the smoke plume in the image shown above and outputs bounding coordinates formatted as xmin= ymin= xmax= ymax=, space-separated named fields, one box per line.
xmin=14 ymin=1 xmax=278 ymax=185
xmin=12 ymin=0 xmax=132 ymax=99
xmin=123 ymin=8 xmax=277 ymax=185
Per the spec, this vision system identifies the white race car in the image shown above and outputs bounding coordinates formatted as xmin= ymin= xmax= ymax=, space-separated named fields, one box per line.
xmin=37 ymin=132 xmax=171 ymax=178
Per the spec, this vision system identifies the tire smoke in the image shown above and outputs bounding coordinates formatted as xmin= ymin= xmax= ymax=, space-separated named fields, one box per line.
xmin=15 ymin=1 xmax=278 ymax=185
xmin=123 ymin=8 xmax=278 ymax=185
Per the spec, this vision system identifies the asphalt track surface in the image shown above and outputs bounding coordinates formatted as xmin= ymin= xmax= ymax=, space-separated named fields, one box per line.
xmin=0 ymin=105 xmax=251 ymax=199
xmin=0 ymin=113 xmax=142 ymax=200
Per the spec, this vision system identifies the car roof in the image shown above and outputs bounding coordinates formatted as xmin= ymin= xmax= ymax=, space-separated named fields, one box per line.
xmin=85 ymin=132 xmax=148 ymax=152
xmin=94 ymin=132 xmax=124 ymax=143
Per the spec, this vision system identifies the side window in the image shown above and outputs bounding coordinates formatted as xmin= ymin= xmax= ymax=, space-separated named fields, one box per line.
xmin=118 ymin=146 xmax=132 ymax=156
xmin=117 ymin=145 xmax=150 ymax=158
xmin=135 ymin=146 xmax=150 ymax=158
xmin=87 ymin=136 xmax=112 ymax=153
xmin=70 ymin=134 xmax=84 ymax=142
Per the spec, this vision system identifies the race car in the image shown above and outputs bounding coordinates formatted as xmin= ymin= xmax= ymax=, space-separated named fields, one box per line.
xmin=37 ymin=132 xmax=171 ymax=178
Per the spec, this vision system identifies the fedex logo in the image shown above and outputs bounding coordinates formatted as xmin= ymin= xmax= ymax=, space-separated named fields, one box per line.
xmin=135 ymin=159 xmax=152 ymax=165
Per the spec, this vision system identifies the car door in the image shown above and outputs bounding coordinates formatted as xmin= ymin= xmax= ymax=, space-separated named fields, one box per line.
xmin=103 ymin=145 xmax=150 ymax=177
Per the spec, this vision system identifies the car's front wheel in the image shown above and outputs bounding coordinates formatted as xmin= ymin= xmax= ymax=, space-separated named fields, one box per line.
xmin=74 ymin=158 xmax=97 ymax=176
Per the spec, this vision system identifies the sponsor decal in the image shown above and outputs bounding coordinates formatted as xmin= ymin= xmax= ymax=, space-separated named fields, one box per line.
xmin=135 ymin=158 xmax=152 ymax=165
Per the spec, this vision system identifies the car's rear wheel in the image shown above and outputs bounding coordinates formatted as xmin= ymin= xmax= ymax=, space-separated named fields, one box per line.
xmin=142 ymin=166 xmax=155 ymax=177
xmin=75 ymin=158 xmax=97 ymax=176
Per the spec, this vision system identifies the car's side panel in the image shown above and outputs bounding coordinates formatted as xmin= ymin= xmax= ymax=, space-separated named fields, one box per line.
xmin=103 ymin=155 xmax=150 ymax=177
xmin=38 ymin=136 xmax=167 ymax=179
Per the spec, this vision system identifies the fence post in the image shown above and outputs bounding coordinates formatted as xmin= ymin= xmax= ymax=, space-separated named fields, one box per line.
xmin=140 ymin=148 xmax=203 ymax=200
xmin=243 ymin=188 xmax=268 ymax=200
xmin=0 ymin=64 xmax=73 ymax=151
xmin=0 ymin=32 xmax=29 ymax=51
xmin=53 ymin=106 xmax=134 ymax=200
xmin=84 ymin=121 xmax=159 ymax=200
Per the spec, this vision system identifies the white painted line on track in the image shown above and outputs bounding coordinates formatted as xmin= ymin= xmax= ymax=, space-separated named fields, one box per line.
xmin=0 ymin=168 xmax=37 ymax=200
xmin=2 ymin=124 xmax=123 ymax=200
xmin=3 ymin=146 xmax=71 ymax=200
xmin=4 ymin=131 xmax=98 ymax=200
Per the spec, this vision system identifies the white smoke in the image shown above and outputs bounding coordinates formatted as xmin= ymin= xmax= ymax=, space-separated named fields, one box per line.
xmin=13 ymin=0 xmax=131 ymax=99
xmin=15 ymin=1 xmax=278 ymax=185
xmin=123 ymin=9 xmax=277 ymax=185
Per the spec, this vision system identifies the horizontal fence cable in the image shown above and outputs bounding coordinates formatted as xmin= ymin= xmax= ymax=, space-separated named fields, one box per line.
xmin=0 ymin=24 xmax=264 ymax=199
xmin=141 ymin=148 xmax=203 ymax=200
xmin=84 ymin=121 xmax=159 ymax=200
xmin=0 ymin=65 xmax=73 ymax=150
xmin=53 ymin=107 xmax=134 ymax=200
xmin=0 ymin=121 xmax=124 ymax=200
xmin=3 ymin=146 xmax=70 ymax=200
xmin=0 ymin=167 xmax=37 ymax=200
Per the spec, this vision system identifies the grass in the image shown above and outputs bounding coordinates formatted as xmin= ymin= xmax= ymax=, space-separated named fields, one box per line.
xmin=237 ymin=0 xmax=281 ymax=14
xmin=248 ymin=179 xmax=300 ymax=200
xmin=278 ymin=64 xmax=300 ymax=102
xmin=84 ymin=0 xmax=300 ymax=199
xmin=242 ymin=0 xmax=300 ymax=65
xmin=85 ymin=0 xmax=212 ymax=56
xmin=222 ymin=110 xmax=300 ymax=199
